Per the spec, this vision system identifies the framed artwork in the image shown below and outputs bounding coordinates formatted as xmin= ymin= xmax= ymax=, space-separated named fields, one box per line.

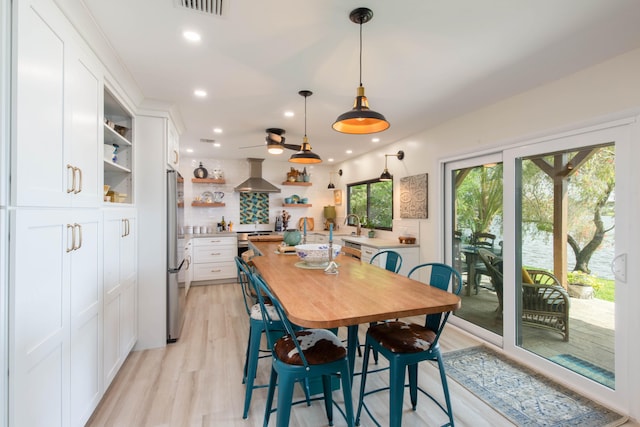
xmin=400 ymin=173 xmax=428 ymax=219
xmin=334 ymin=189 xmax=342 ymax=205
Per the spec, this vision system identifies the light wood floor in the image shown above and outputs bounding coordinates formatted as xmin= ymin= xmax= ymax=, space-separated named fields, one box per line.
xmin=86 ymin=283 xmax=636 ymax=427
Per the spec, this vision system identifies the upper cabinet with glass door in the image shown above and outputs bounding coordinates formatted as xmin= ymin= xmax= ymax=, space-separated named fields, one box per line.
xmin=103 ymin=88 xmax=133 ymax=205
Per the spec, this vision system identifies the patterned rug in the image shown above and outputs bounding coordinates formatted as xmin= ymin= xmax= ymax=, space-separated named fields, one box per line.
xmin=549 ymin=354 xmax=615 ymax=389
xmin=443 ymin=346 xmax=627 ymax=427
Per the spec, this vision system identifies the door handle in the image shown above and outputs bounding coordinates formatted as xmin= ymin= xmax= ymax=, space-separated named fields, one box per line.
xmin=66 ymin=224 xmax=74 ymax=252
xmin=74 ymin=223 xmax=82 ymax=250
xmin=66 ymin=164 xmax=75 ymax=193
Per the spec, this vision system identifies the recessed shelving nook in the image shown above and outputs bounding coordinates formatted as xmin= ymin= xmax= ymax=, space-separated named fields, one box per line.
xmin=103 ymin=88 xmax=133 ymax=204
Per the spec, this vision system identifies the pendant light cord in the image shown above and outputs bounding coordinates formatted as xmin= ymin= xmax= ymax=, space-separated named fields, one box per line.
xmin=359 ymin=20 xmax=363 ymax=87
xmin=304 ymin=94 xmax=308 ymax=138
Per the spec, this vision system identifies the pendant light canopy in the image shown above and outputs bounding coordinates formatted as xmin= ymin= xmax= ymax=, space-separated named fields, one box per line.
xmin=290 ymin=90 xmax=322 ymax=164
xmin=380 ymin=150 xmax=404 ymax=181
xmin=333 ymin=7 xmax=390 ymax=135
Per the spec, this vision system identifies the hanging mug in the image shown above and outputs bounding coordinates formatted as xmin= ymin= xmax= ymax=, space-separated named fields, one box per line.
xmin=213 ymin=191 xmax=224 ymax=202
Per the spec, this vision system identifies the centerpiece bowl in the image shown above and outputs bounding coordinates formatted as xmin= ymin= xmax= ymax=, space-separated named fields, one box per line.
xmin=294 ymin=243 xmax=342 ymax=267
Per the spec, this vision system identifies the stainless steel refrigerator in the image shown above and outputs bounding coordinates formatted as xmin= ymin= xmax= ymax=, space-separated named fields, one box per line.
xmin=167 ymin=169 xmax=185 ymax=342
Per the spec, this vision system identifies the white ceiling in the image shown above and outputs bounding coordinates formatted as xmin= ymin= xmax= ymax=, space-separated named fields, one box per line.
xmin=81 ymin=0 xmax=640 ymax=164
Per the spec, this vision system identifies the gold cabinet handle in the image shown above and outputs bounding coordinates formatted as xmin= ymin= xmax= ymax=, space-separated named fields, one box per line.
xmin=210 ymin=252 xmax=221 ymax=256
xmin=74 ymin=167 xmax=82 ymax=194
xmin=66 ymin=165 xmax=75 ymax=193
xmin=66 ymin=224 xmax=75 ymax=252
xmin=210 ymin=269 xmax=221 ymax=273
xmin=121 ymin=219 xmax=127 ymax=237
xmin=74 ymin=223 xmax=82 ymax=250
xmin=173 ymin=149 xmax=179 ymax=164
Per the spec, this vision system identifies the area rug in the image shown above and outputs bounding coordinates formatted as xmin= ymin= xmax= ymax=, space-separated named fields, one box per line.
xmin=443 ymin=346 xmax=627 ymax=427
xmin=549 ymin=354 xmax=615 ymax=389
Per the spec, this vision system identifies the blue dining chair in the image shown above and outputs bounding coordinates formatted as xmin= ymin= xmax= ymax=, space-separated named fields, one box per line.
xmin=235 ymin=256 xmax=284 ymax=419
xmin=356 ymin=262 xmax=462 ymax=427
xmin=250 ymin=272 xmax=355 ymax=427
xmin=369 ymin=250 xmax=403 ymax=274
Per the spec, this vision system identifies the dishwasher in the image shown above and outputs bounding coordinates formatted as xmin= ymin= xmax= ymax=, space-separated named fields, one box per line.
xmin=343 ymin=240 xmax=378 ymax=264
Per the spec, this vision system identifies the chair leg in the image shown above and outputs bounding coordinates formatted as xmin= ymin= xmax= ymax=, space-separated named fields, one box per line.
xmin=408 ymin=363 xmax=418 ymax=410
xmin=389 ymin=359 xmax=406 ymax=427
xmin=264 ymin=367 xmax=277 ymax=427
xmin=322 ymin=375 xmax=334 ymax=426
xmin=243 ymin=324 xmax=264 ymax=418
xmin=243 ymin=326 xmax=251 ymax=384
xmin=275 ymin=371 xmax=296 ymax=427
xmin=355 ymin=343 xmax=372 ymax=425
xmin=340 ymin=367 xmax=355 ymax=427
xmin=436 ymin=352 xmax=455 ymax=427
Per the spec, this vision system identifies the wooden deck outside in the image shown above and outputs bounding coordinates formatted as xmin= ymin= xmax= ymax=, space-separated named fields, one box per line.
xmin=454 ymin=279 xmax=614 ymax=373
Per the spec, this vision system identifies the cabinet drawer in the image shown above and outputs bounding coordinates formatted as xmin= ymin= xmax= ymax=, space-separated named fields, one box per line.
xmin=193 ymin=236 xmax=236 ymax=246
xmin=361 ymin=245 xmax=378 ymax=264
xmin=193 ymin=246 xmax=236 ymax=263
xmin=193 ymin=262 xmax=236 ymax=281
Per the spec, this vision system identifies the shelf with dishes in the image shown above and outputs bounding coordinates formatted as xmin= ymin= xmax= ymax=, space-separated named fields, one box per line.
xmin=282 ymin=181 xmax=312 ymax=186
xmin=191 ymin=202 xmax=225 ymax=207
xmin=283 ymin=203 xmax=312 ymax=208
xmin=192 ymin=178 xmax=226 ymax=184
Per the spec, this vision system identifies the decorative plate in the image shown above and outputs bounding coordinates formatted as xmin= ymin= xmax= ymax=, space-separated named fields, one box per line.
xmin=201 ymin=191 xmax=213 ymax=203
xmin=291 ymin=194 xmax=300 ymax=203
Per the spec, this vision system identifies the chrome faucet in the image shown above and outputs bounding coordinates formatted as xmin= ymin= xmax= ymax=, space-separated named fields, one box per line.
xmin=344 ymin=214 xmax=362 ymax=236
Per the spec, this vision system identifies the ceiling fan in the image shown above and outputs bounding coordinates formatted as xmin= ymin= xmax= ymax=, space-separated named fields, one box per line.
xmin=238 ymin=128 xmax=301 ymax=154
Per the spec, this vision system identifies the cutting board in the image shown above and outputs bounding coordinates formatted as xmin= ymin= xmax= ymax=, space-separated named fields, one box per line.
xmin=298 ymin=217 xmax=314 ymax=231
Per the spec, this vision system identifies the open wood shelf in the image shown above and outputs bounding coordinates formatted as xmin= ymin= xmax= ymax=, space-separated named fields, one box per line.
xmin=281 ymin=181 xmax=312 ymax=186
xmin=192 ymin=178 xmax=226 ymax=184
xmin=191 ymin=202 xmax=225 ymax=207
xmin=283 ymin=203 xmax=312 ymax=207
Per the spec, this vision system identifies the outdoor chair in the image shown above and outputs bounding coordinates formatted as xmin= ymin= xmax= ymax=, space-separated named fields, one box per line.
xmin=476 ymin=250 xmax=570 ymax=341
xmin=250 ymin=272 xmax=355 ymax=427
xmin=471 ymin=232 xmax=497 ymax=292
xmin=356 ymin=263 xmax=462 ymax=427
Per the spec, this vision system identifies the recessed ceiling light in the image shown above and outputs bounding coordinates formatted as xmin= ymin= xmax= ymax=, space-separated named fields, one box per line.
xmin=183 ymin=31 xmax=201 ymax=42
xmin=213 ymin=142 xmax=221 ymax=148
xmin=346 ymin=150 xmax=353 ymax=154
xmin=194 ymin=89 xmax=207 ymax=97
xmin=284 ymin=111 xmax=294 ymax=118
xmin=213 ymin=128 xmax=223 ymax=134
xmin=186 ymin=148 xmax=194 ymax=153
xmin=328 ymin=158 xmax=335 ymax=162
xmin=372 ymin=138 xmax=380 ymax=143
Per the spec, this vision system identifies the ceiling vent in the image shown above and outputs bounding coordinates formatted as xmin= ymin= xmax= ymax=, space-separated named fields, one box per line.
xmin=176 ymin=0 xmax=224 ymax=16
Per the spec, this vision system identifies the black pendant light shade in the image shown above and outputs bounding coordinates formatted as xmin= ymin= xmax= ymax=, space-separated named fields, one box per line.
xmin=333 ymin=8 xmax=389 ymax=135
xmin=379 ymin=150 xmax=404 ymax=181
xmin=290 ymin=90 xmax=322 ymax=164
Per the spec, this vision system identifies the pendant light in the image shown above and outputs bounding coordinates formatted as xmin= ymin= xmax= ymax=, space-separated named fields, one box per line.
xmin=327 ymin=171 xmax=335 ymax=189
xmin=380 ymin=150 xmax=404 ymax=181
xmin=289 ymin=90 xmax=322 ymax=164
xmin=333 ymin=7 xmax=390 ymax=135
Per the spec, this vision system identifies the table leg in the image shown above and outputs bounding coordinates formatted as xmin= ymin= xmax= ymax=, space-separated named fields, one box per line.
xmin=347 ymin=325 xmax=358 ymax=384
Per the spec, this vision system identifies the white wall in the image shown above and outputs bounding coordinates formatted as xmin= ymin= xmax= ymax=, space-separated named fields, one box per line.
xmin=337 ymin=47 xmax=640 ymax=420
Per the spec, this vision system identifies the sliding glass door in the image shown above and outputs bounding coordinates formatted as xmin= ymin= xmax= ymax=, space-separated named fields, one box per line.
xmin=446 ymin=121 xmax=632 ymax=409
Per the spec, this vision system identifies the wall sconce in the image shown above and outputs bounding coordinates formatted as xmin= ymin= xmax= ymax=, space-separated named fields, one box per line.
xmin=380 ymin=150 xmax=404 ymax=181
xmin=327 ymin=169 xmax=342 ymax=189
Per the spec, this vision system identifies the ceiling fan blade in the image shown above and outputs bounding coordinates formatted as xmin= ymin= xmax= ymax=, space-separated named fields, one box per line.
xmin=238 ymin=143 xmax=265 ymax=149
xmin=282 ymin=143 xmax=302 ymax=151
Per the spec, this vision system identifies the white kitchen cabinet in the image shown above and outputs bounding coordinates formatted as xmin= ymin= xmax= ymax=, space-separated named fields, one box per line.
xmin=167 ymin=119 xmax=180 ymax=169
xmin=192 ymin=236 xmax=237 ymax=282
xmin=10 ymin=209 xmax=102 ymax=427
xmin=103 ymin=208 xmax=137 ymax=388
xmin=342 ymin=238 xmax=420 ymax=277
xmin=13 ymin=0 xmax=101 ymax=209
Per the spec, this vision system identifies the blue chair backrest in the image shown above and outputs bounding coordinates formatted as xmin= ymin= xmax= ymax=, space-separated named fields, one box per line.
xmin=249 ymin=272 xmax=312 ymax=369
xmin=407 ymin=263 xmax=462 ymax=344
xmin=370 ymin=250 xmax=403 ymax=274
xmin=235 ymin=256 xmax=255 ymax=316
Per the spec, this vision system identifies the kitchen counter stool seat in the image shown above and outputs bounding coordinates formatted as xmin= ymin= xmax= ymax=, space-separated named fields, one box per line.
xmin=251 ymin=273 xmax=355 ymax=427
xmin=356 ymin=263 xmax=462 ymax=427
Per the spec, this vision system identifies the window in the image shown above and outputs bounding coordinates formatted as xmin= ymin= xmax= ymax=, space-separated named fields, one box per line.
xmin=347 ymin=178 xmax=393 ymax=230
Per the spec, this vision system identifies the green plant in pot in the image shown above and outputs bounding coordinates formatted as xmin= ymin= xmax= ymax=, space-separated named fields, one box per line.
xmin=363 ymin=216 xmax=376 ymax=238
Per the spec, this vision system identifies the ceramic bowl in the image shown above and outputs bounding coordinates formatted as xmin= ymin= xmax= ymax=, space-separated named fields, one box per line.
xmin=295 ymin=243 xmax=342 ymax=267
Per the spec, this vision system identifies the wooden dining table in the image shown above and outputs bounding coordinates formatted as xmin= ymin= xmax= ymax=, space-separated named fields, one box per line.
xmin=249 ymin=241 xmax=462 ymax=380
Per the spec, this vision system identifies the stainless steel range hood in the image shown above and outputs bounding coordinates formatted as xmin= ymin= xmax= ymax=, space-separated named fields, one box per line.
xmin=234 ymin=158 xmax=281 ymax=193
